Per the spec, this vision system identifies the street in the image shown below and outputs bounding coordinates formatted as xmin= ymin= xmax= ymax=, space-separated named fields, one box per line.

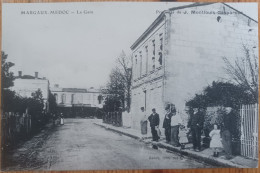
xmin=2 ymin=119 xmax=213 ymax=171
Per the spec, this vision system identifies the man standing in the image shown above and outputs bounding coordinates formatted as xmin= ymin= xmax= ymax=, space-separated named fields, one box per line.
xmin=187 ymin=107 xmax=204 ymax=151
xmin=148 ymin=108 xmax=160 ymax=142
xmin=170 ymin=107 xmax=182 ymax=146
xmin=163 ymin=104 xmax=173 ymax=143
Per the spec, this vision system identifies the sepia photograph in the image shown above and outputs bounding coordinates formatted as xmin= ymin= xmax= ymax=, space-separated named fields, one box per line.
xmin=1 ymin=2 xmax=259 ymax=171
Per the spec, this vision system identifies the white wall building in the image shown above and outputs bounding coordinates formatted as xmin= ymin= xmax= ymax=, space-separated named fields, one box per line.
xmin=50 ymin=85 xmax=104 ymax=108
xmin=11 ymin=71 xmax=50 ymax=110
xmin=130 ymin=3 xmax=258 ymax=130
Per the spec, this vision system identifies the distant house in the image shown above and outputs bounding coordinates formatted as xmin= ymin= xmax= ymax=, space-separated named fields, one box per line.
xmin=51 ymin=84 xmax=104 ymax=108
xmin=11 ymin=71 xmax=50 ymax=111
xmin=50 ymin=85 xmax=105 ymax=117
xmin=130 ymin=3 xmax=258 ymax=130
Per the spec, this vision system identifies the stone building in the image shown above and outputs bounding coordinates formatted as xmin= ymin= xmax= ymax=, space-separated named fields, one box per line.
xmin=51 ymin=85 xmax=104 ymax=108
xmin=11 ymin=71 xmax=50 ymax=110
xmin=130 ymin=3 xmax=258 ymax=130
xmin=50 ymin=85 xmax=104 ymax=117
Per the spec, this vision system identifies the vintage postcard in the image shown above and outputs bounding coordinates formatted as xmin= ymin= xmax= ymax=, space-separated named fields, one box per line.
xmin=1 ymin=2 xmax=258 ymax=171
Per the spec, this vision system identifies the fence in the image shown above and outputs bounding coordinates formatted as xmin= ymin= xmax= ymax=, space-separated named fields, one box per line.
xmin=102 ymin=112 xmax=122 ymax=127
xmin=240 ymin=104 xmax=259 ymax=160
xmin=1 ymin=112 xmax=32 ymax=149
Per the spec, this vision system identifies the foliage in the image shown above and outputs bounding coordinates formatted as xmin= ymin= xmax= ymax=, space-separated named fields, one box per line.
xmin=2 ymin=89 xmax=45 ymax=116
xmin=1 ymin=51 xmax=48 ymax=136
xmin=116 ymin=51 xmax=132 ymax=112
xmin=186 ymin=81 xmax=249 ymax=139
xmin=186 ymin=81 xmax=254 ymax=109
xmin=103 ymin=95 xmax=122 ymax=112
xmin=49 ymin=90 xmax=58 ymax=114
xmin=105 ymin=68 xmax=125 ymax=111
xmin=223 ymin=45 xmax=258 ymax=103
xmin=203 ymin=107 xmax=226 ymax=134
xmin=27 ymin=89 xmax=44 ymax=115
xmin=1 ymin=51 xmax=15 ymax=89
xmin=2 ymin=89 xmax=20 ymax=113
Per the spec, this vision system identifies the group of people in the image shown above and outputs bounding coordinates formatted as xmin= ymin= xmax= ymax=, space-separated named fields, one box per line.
xmin=141 ymin=104 xmax=229 ymax=157
xmin=52 ymin=113 xmax=64 ymax=126
xmin=141 ymin=104 xmax=188 ymax=146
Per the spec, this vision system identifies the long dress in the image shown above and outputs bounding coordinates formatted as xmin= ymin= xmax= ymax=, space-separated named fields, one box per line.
xmin=179 ymin=129 xmax=189 ymax=144
xmin=209 ymin=129 xmax=223 ymax=148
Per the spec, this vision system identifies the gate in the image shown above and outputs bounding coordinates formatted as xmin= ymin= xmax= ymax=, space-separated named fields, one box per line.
xmin=240 ymin=104 xmax=258 ymax=160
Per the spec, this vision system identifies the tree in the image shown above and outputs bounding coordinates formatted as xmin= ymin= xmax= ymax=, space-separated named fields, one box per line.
xmin=116 ymin=51 xmax=132 ymax=111
xmin=2 ymin=51 xmax=16 ymax=113
xmin=223 ymin=45 xmax=258 ymax=103
xmin=28 ymin=89 xmax=44 ymax=115
xmin=186 ymin=81 xmax=254 ymax=109
xmin=49 ymin=91 xmax=58 ymax=114
xmin=2 ymin=51 xmax=15 ymax=89
xmin=105 ymin=68 xmax=125 ymax=111
xmin=186 ymin=81 xmax=253 ymax=141
xmin=2 ymin=89 xmax=17 ymax=112
xmin=104 ymin=51 xmax=132 ymax=112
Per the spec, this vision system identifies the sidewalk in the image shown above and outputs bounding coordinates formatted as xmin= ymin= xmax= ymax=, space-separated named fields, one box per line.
xmin=94 ymin=121 xmax=258 ymax=168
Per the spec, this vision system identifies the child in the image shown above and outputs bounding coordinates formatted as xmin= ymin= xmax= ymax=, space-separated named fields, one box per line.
xmin=179 ymin=125 xmax=189 ymax=149
xmin=209 ymin=124 xmax=223 ymax=157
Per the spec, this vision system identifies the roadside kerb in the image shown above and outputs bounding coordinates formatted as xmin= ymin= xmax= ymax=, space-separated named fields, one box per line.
xmin=94 ymin=122 xmax=141 ymax=140
xmin=94 ymin=122 xmax=246 ymax=168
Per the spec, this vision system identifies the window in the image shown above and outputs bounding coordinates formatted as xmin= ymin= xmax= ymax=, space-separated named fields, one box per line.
xmin=139 ymin=51 xmax=142 ymax=77
xmin=152 ymin=57 xmax=155 ymax=70
xmin=135 ymin=55 xmax=138 ymax=79
xmin=71 ymin=94 xmax=75 ymax=104
xmin=152 ymin=40 xmax=156 ymax=70
xmin=152 ymin=40 xmax=155 ymax=55
xmin=61 ymin=94 xmax=66 ymax=104
xmin=160 ymin=38 xmax=163 ymax=51
xmin=158 ymin=52 xmax=162 ymax=65
xmin=54 ymin=94 xmax=58 ymax=102
xmin=98 ymin=95 xmax=103 ymax=104
xmin=145 ymin=46 xmax=148 ymax=73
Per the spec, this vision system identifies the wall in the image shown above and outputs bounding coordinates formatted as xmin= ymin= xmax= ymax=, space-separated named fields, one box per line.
xmin=164 ymin=3 xmax=258 ymax=123
xmin=51 ymin=88 xmax=104 ymax=108
xmin=131 ymin=19 xmax=167 ymax=130
xmin=11 ymin=78 xmax=49 ymax=102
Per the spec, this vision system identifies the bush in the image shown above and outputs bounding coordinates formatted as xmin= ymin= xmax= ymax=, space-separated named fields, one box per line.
xmin=186 ymin=81 xmax=245 ymax=141
xmin=186 ymin=81 xmax=255 ymax=110
xmin=204 ymin=106 xmax=228 ymax=136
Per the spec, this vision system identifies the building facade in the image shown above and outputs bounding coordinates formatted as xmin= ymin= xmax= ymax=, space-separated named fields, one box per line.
xmin=50 ymin=85 xmax=104 ymax=108
xmin=130 ymin=3 xmax=258 ymax=130
xmin=11 ymin=71 xmax=50 ymax=110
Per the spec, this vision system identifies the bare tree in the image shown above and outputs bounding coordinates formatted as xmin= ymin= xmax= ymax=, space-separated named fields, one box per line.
xmin=223 ymin=45 xmax=258 ymax=103
xmin=116 ymin=51 xmax=132 ymax=112
xmin=104 ymin=51 xmax=132 ymax=112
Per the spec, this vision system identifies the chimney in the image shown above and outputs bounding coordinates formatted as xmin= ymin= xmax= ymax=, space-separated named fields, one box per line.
xmin=35 ymin=72 xmax=38 ymax=79
xmin=18 ymin=71 xmax=22 ymax=78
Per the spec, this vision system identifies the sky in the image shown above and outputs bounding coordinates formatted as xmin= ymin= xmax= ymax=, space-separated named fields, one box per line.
xmin=2 ymin=2 xmax=258 ymax=89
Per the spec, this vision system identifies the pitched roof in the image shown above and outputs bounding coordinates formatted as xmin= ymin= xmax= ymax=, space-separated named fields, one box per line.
xmin=15 ymin=75 xmax=47 ymax=80
xmin=130 ymin=2 xmax=257 ymax=50
xmin=60 ymin=88 xmax=101 ymax=93
xmin=62 ymin=88 xmax=88 ymax=93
